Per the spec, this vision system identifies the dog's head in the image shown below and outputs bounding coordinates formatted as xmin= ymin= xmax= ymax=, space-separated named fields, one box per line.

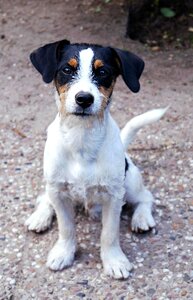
xmin=30 ymin=39 xmax=144 ymax=118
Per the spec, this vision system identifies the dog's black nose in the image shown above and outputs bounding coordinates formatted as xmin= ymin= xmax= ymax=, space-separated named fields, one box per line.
xmin=75 ymin=92 xmax=94 ymax=109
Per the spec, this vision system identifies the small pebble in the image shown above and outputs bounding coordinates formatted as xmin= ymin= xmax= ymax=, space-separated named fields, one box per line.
xmin=147 ymin=288 xmax=156 ymax=296
xmin=76 ymin=292 xmax=86 ymax=298
xmin=0 ymin=235 xmax=6 ymax=241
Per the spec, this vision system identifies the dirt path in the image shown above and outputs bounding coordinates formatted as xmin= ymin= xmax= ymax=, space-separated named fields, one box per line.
xmin=1 ymin=1 xmax=193 ymax=299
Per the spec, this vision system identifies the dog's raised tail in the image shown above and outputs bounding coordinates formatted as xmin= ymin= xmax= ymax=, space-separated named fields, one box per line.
xmin=120 ymin=107 xmax=168 ymax=150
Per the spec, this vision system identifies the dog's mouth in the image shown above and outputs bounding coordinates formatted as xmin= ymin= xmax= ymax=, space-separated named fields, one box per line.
xmin=73 ymin=112 xmax=92 ymax=117
xmin=73 ymin=108 xmax=93 ymax=117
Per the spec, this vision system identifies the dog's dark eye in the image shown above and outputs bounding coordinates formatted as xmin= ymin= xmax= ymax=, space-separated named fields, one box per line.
xmin=62 ymin=67 xmax=73 ymax=75
xmin=96 ymin=68 xmax=109 ymax=77
xmin=99 ymin=69 xmax=107 ymax=76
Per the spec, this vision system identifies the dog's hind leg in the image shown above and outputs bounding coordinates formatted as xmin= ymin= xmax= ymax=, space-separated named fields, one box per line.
xmin=124 ymin=157 xmax=156 ymax=232
xmin=25 ymin=192 xmax=55 ymax=232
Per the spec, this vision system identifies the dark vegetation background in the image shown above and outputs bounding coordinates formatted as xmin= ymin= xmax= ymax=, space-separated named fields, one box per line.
xmin=126 ymin=0 xmax=193 ymax=49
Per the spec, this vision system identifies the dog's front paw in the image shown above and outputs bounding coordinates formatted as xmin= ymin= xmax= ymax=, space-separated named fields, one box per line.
xmin=47 ymin=239 xmax=76 ymax=271
xmin=101 ymin=247 xmax=133 ymax=279
xmin=131 ymin=204 xmax=156 ymax=232
xmin=25 ymin=206 xmax=54 ymax=233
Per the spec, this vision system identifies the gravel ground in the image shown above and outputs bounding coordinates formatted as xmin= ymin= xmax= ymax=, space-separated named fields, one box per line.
xmin=0 ymin=1 xmax=193 ymax=299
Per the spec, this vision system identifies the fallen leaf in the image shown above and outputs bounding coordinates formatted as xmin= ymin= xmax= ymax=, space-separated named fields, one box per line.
xmin=12 ymin=128 xmax=27 ymax=138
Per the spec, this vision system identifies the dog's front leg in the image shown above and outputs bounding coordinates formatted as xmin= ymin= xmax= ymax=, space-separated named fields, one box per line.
xmin=100 ymin=190 xmax=133 ymax=279
xmin=46 ymin=183 xmax=76 ymax=271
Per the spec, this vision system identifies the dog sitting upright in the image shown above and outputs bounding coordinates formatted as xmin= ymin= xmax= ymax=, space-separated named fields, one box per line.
xmin=26 ymin=39 xmax=167 ymax=279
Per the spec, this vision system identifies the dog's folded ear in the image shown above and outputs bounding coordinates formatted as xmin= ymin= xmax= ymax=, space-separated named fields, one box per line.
xmin=30 ymin=39 xmax=70 ymax=83
xmin=110 ymin=48 xmax=145 ymax=93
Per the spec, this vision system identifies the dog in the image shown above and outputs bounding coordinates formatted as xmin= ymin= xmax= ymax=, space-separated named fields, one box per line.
xmin=25 ymin=39 xmax=167 ymax=279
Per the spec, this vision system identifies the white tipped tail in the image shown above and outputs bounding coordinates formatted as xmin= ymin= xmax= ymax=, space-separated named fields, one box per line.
xmin=120 ymin=107 xmax=169 ymax=150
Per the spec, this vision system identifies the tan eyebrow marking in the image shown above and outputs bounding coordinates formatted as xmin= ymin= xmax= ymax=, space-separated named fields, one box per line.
xmin=94 ymin=59 xmax=104 ymax=69
xmin=68 ymin=58 xmax=78 ymax=68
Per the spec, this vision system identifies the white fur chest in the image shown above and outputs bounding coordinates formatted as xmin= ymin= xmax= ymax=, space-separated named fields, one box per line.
xmin=43 ymin=113 xmax=125 ymax=203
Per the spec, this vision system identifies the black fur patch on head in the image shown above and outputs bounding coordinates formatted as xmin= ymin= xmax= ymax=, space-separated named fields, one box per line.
xmin=30 ymin=40 xmax=144 ymax=93
xmin=55 ymin=44 xmax=120 ymax=97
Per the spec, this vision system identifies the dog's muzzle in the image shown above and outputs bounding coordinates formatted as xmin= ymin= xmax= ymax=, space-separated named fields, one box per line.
xmin=75 ymin=91 xmax=94 ymax=109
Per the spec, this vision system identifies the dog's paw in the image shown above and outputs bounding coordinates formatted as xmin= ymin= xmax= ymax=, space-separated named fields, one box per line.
xmin=25 ymin=206 xmax=54 ymax=233
xmin=47 ymin=239 xmax=76 ymax=271
xmin=101 ymin=247 xmax=132 ymax=279
xmin=131 ymin=205 xmax=155 ymax=232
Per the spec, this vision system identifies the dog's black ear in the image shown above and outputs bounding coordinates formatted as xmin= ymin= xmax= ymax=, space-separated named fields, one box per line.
xmin=110 ymin=48 xmax=145 ymax=93
xmin=30 ymin=39 xmax=70 ymax=83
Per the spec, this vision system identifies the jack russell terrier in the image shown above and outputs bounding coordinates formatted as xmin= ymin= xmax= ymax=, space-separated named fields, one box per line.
xmin=25 ymin=39 xmax=167 ymax=279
